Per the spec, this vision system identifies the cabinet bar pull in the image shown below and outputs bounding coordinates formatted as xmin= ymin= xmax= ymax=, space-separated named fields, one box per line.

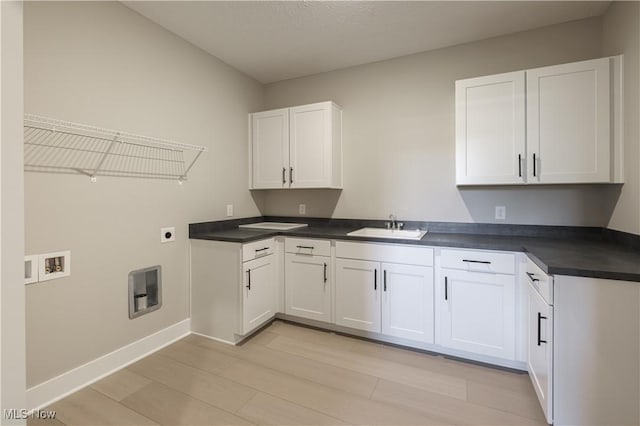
xmin=537 ymin=312 xmax=547 ymax=346
xmin=444 ymin=276 xmax=448 ymax=300
xmin=290 ymin=167 xmax=293 ymax=184
xmin=518 ymin=154 xmax=522 ymax=177
xmin=462 ymin=259 xmax=491 ymax=264
xmin=296 ymin=245 xmax=314 ymax=250
xmin=374 ymin=269 xmax=377 ymax=291
xmin=323 ymin=263 xmax=327 ymax=283
xmin=246 ymin=269 xmax=251 ymax=290
xmin=383 ymin=270 xmax=387 ymax=292
xmin=282 ymin=167 xmax=286 ymax=185
xmin=533 ymin=153 xmax=537 ymax=177
xmin=526 ymin=272 xmax=540 ymax=283
xmin=255 ymin=247 xmax=269 ymax=252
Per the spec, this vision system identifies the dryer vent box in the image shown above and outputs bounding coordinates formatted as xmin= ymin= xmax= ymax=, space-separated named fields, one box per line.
xmin=128 ymin=265 xmax=162 ymax=319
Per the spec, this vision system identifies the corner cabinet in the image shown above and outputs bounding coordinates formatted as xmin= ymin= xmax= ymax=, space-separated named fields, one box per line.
xmin=191 ymin=238 xmax=276 ymax=344
xmin=456 ymin=55 xmax=623 ymax=185
xmin=249 ymin=101 xmax=343 ymax=189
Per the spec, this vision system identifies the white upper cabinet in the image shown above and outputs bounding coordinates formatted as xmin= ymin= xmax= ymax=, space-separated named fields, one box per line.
xmin=456 ymin=71 xmax=526 ymax=185
xmin=456 ymin=56 xmax=622 ymax=185
xmin=251 ymin=108 xmax=290 ymax=189
xmin=527 ymin=58 xmax=610 ymax=184
xmin=250 ymin=101 xmax=342 ymax=189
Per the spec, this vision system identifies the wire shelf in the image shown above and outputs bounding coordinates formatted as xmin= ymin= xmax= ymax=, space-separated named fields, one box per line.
xmin=23 ymin=114 xmax=207 ymax=182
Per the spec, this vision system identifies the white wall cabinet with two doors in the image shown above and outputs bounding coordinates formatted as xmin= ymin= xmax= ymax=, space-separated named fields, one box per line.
xmin=455 ymin=55 xmax=623 ymax=185
xmin=249 ymin=101 xmax=343 ymax=189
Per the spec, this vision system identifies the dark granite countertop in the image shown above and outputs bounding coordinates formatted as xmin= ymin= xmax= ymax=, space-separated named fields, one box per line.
xmin=190 ymin=217 xmax=640 ymax=282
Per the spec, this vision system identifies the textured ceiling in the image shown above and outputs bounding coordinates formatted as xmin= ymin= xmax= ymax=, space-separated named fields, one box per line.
xmin=124 ymin=1 xmax=610 ymax=84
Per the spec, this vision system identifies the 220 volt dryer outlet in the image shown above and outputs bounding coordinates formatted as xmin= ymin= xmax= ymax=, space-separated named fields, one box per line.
xmin=160 ymin=227 xmax=175 ymax=243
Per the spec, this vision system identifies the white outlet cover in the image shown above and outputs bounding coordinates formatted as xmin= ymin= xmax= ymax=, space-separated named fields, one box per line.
xmin=495 ymin=206 xmax=506 ymax=220
xmin=226 ymin=204 xmax=233 ymax=217
xmin=299 ymin=204 xmax=306 ymax=215
xmin=161 ymin=227 xmax=176 ymax=243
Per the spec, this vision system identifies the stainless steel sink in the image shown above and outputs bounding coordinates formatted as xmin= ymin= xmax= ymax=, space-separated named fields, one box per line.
xmin=346 ymin=227 xmax=427 ymax=240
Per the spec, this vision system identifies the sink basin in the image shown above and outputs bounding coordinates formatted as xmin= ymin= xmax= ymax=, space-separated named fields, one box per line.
xmin=346 ymin=227 xmax=427 ymax=240
xmin=238 ymin=222 xmax=308 ymax=231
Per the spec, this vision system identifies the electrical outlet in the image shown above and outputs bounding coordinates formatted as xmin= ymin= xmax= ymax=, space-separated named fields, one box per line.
xmin=299 ymin=204 xmax=306 ymax=215
xmin=161 ymin=226 xmax=175 ymax=243
xmin=495 ymin=206 xmax=506 ymax=220
xmin=226 ymin=204 xmax=233 ymax=217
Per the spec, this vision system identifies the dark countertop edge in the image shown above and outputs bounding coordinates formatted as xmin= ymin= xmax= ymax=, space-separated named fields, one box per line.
xmin=189 ymin=218 xmax=640 ymax=283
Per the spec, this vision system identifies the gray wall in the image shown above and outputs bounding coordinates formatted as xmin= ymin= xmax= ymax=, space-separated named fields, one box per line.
xmin=263 ymin=17 xmax=626 ymax=226
xmin=602 ymin=1 xmax=640 ymax=235
xmin=24 ymin=1 xmax=264 ymax=387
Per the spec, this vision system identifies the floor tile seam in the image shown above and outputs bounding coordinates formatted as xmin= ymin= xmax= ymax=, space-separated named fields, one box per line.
xmin=120 ymin=380 xmax=260 ymax=426
xmin=57 ymin=385 xmax=161 ymax=426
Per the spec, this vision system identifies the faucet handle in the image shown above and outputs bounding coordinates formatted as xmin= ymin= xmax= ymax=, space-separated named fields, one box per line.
xmin=385 ymin=222 xmax=391 ymax=229
xmin=397 ymin=222 xmax=404 ymax=230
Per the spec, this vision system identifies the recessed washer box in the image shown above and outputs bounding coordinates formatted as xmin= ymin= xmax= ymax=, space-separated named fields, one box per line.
xmin=38 ymin=250 xmax=71 ymax=282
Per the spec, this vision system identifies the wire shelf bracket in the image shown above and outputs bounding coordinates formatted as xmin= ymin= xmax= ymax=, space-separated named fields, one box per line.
xmin=23 ymin=114 xmax=208 ymax=182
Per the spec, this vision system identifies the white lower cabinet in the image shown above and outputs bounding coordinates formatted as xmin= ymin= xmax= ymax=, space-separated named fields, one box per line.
xmin=381 ymin=263 xmax=434 ymax=343
xmin=527 ymin=281 xmax=553 ymax=424
xmin=437 ymin=249 xmax=517 ymax=360
xmin=335 ymin=242 xmax=434 ymax=344
xmin=190 ymin=238 xmax=276 ymax=344
xmin=335 ymin=258 xmax=381 ymax=332
xmin=285 ymin=253 xmax=331 ymax=322
xmin=243 ymin=254 xmax=276 ymax=335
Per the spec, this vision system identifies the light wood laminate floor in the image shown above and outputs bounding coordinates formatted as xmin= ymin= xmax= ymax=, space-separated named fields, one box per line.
xmin=31 ymin=321 xmax=546 ymax=426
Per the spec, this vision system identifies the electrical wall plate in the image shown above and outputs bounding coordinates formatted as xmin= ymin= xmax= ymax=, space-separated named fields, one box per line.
xmin=160 ymin=227 xmax=175 ymax=243
xmin=24 ymin=255 xmax=38 ymax=284
xmin=38 ymin=250 xmax=71 ymax=282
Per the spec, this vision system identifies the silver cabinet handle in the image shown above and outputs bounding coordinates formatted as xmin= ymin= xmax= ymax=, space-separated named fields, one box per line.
xmin=462 ymin=259 xmax=491 ymax=264
xmin=282 ymin=167 xmax=286 ymax=185
xmin=296 ymin=245 xmax=314 ymax=250
xmin=289 ymin=167 xmax=293 ymax=184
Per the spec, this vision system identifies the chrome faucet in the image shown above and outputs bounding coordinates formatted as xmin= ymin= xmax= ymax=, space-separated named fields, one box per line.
xmin=388 ymin=214 xmax=397 ymax=230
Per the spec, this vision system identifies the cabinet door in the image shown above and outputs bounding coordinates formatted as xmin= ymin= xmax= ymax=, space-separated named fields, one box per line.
xmin=335 ymin=258 xmax=380 ymax=332
xmin=455 ymin=71 xmax=525 ymax=185
xmin=251 ymin=108 xmax=290 ymax=189
xmin=289 ymin=103 xmax=332 ymax=188
xmin=527 ymin=283 xmax=553 ymax=424
xmin=242 ymin=255 xmax=276 ymax=335
xmin=527 ymin=57 xmax=610 ymax=183
xmin=285 ymin=253 xmax=331 ymax=322
xmin=381 ymin=263 xmax=434 ymax=344
xmin=438 ymin=269 xmax=515 ymax=360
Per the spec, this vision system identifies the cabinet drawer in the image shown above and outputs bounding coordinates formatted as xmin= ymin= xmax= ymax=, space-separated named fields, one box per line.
xmin=525 ymin=256 xmax=553 ymax=305
xmin=440 ymin=249 xmax=515 ymax=275
xmin=285 ymin=237 xmax=331 ymax=257
xmin=242 ymin=238 xmax=275 ymax=262
xmin=335 ymin=241 xmax=433 ymax=266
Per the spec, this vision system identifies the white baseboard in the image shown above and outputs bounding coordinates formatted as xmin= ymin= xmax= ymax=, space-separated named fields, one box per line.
xmin=27 ymin=318 xmax=191 ymax=410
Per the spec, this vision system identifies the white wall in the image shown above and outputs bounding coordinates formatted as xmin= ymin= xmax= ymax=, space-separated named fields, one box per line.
xmin=262 ymin=17 xmax=625 ymax=226
xmin=0 ymin=1 xmax=26 ymax=423
xmin=603 ymin=1 xmax=640 ymax=235
xmin=24 ymin=1 xmax=264 ymax=387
